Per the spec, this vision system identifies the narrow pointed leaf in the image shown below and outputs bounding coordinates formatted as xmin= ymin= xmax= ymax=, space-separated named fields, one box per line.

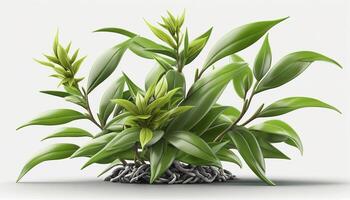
xmin=250 ymin=120 xmax=303 ymax=153
xmin=57 ymin=45 xmax=70 ymax=68
xmin=166 ymin=131 xmax=221 ymax=167
xmin=42 ymin=127 xmax=93 ymax=141
xmin=253 ymin=35 xmax=272 ymax=81
xmin=140 ymin=128 xmax=153 ymax=148
xmin=94 ymin=27 xmax=137 ymax=37
xmin=111 ymin=99 xmax=139 ymax=114
xmin=145 ymin=21 xmax=176 ymax=48
xmin=71 ymin=132 xmax=118 ymax=158
xmin=258 ymin=138 xmax=290 ymax=159
xmin=229 ymin=55 xmax=253 ymax=99
xmin=167 ymin=63 xmax=246 ymax=133
xmin=17 ymin=143 xmax=79 ymax=182
xmin=255 ymin=51 xmax=341 ymax=93
xmin=147 ymin=130 xmax=164 ymax=146
xmin=40 ymin=90 xmax=71 ymax=98
xmin=202 ymin=17 xmax=287 ymax=71
xmin=99 ymin=77 xmax=125 ymax=124
xmin=17 ymin=109 xmax=87 ymax=130
xmin=87 ymin=40 xmax=130 ymax=93
xmin=165 ymin=70 xmax=186 ymax=99
xmin=82 ymin=128 xmax=140 ymax=168
xmin=216 ymin=148 xmax=242 ymax=167
xmin=190 ymin=106 xmax=229 ymax=135
xmin=149 ymin=140 xmax=176 ymax=183
xmin=258 ymin=97 xmax=340 ymax=117
xmin=228 ymin=129 xmax=274 ymax=185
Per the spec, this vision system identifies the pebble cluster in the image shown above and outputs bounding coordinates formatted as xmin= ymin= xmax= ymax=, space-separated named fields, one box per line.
xmin=105 ymin=161 xmax=235 ymax=184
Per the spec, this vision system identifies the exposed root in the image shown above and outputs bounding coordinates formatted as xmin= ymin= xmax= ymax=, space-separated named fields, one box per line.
xmin=104 ymin=161 xmax=235 ymax=184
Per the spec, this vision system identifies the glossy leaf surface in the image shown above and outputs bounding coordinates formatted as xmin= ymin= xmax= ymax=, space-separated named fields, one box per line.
xmin=17 ymin=109 xmax=87 ymax=130
xmin=17 ymin=143 xmax=79 ymax=182
xmin=202 ymin=18 xmax=286 ymax=71
xmin=258 ymin=97 xmax=340 ymax=117
xmin=255 ymin=51 xmax=341 ymax=93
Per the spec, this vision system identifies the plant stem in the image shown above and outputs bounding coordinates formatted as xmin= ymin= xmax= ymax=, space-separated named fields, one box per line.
xmin=81 ymin=88 xmax=103 ymax=130
xmin=239 ymin=104 xmax=264 ymax=126
xmin=213 ymin=84 xmax=257 ymax=142
xmin=80 ymin=88 xmax=128 ymax=165
xmin=174 ymin=30 xmax=183 ymax=73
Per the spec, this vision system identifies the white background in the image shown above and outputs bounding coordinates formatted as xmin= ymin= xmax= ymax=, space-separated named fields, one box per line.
xmin=0 ymin=0 xmax=349 ymax=199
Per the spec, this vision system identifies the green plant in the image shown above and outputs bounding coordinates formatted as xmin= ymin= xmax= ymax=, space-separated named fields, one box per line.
xmin=17 ymin=11 xmax=341 ymax=185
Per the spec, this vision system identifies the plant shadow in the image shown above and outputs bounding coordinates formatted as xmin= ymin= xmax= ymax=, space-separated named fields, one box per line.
xmin=18 ymin=177 xmax=347 ymax=187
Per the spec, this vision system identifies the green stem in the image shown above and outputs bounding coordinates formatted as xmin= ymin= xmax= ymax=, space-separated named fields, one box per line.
xmin=81 ymin=88 xmax=103 ymax=130
xmin=239 ymin=104 xmax=264 ymax=126
xmin=213 ymin=84 xmax=257 ymax=142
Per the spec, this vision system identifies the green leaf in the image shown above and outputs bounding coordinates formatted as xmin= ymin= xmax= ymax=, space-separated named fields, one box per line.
xmin=99 ymin=77 xmax=125 ymax=124
xmin=139 ymin=128 xmax=153 ymax=148
xmin=258 ymin=97 xmax=340 ymax=117
xmin=201 ymin=123 xmax=231 ymax=142
xmin=216 ymin=148 xmax=242 ymax=167
xmin=71 ymin=132 xmax=118 ymax=158
xmin=82 ymin=128 xmax=140 ymax=168
xmin=190 ymin=106 xmax=229 ymax=135
xmin=105 ymin=112 xmax=131 ymax=128
xmin=87 ymin=40 xmax=130 ymax=93
xmin=145 ymin=21 xmax=176 ymax=48
xmin=166 ymin=62 xmax=246 ymax=133
xmin=153 ymin=56 xmax=173 ymax=71
xmin=255 ymin=51 xmax=341 ymax=93
xmin=154 ymin=76 xmax=168 ymax=98
xmin=34 ymin=59 xmax=55 ymax=68
xmin=132 ymin=37 xmax=176 ymax=59
xmin=70 ymin=49 xmax=79 ymax=63
xmin=202 ymin=17 xmax=287 ymax=71
xmin=17 ymin=109 xmax=87 ymax=130
xmin=42 ymin=127 xmax=93 ymax=141
xmin=253 ymin=35 xmax=272 ymax=81
xmin=64 ymin=86 xmax=81 ymax=96
xmin=94 ymin=27 xmax=137 ymax=38
xmin=123 ymin=72 xmax=144 ymax=98
xmin=149 ymin=140 xmax=176 ymax=183
xmin=230 ymin=55 xmax=253 ymax=99
xmin=57 ymin=45 xmax=70 ymax=68
xmin=111 ymin=99 xmax=139 ymax=115
xmin=17 ymin=143 xmax=79 ymax=182
xmin=71 ymin=56 xmax=86 ymax=74
xmin=257 ymin=138 xmax=290 ymax=159
xmin=146 ymin=88 xmax=180 ymax=112
xmin=166 ymin=131 xmax=221 ymax=167
xmin=183 ymin=28 xmax=212 ymax=64
xmin=218 ymin=106 xmax=241 ymax=123
xmin=165 ymin=70 xmax=186 ymax=99
xmin=40 ymin=90 xmax=71 ymax=98
xmin=64 ymin=95 xmax=86 ymax=107
xmin=250 ymin=120 xmax=303 ymax=153
xmin=53 ymin=30 xmax=59 ymax=57
xmin=147 ymin=130 xmax=164 ymax=146
xmin=228 ymin=128 xmax=274 ymax=185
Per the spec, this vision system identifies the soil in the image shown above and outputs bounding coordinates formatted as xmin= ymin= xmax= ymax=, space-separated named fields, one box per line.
xmin=105 ymin=161 xmax=235 ymax=184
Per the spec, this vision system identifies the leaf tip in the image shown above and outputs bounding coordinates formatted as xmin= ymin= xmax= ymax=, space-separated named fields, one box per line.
xmin=16 ymin=124 xmax=27 ymax=131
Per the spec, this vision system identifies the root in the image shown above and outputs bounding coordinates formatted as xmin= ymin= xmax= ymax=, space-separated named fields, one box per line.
xmin=104 ymin=161 xmax=235 ymax=184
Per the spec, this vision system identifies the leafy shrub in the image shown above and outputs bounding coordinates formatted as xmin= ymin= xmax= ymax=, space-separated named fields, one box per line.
xmin=17 ymin=11 xmax=341 ymax=185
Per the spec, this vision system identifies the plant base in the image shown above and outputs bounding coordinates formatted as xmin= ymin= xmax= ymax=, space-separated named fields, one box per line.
xmin=105 ymin=161 xmax=235 ymax=184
